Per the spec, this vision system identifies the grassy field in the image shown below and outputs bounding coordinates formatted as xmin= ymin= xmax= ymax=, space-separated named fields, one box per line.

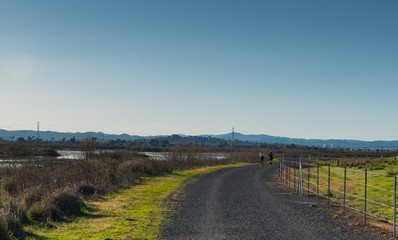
xmin=25 ymin=163 xmax=250 ymax=240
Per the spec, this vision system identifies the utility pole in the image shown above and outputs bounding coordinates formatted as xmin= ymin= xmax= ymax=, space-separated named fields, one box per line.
xmin=34 ymin=121 xmax=41 ymax=159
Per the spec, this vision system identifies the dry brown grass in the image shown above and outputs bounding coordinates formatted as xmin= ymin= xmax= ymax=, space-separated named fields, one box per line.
xmin=0 ymin=148 xmax=244 ymax=239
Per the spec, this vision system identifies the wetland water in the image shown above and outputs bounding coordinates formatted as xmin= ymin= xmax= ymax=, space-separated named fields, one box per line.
xmin=57 ymin=150 xmax=230 ymax=160
xmin=141 ymin=152 xmax=230 ymax=161
xmin=0 ymin=150 xmax=230 ymax=162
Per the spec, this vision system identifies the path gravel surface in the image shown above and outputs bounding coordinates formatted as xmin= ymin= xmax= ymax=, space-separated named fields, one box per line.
xmin=161 ymin=164 xmax=389 ymax=239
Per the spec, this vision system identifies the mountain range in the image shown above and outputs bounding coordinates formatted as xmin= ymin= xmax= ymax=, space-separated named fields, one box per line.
xmin=212 ymin=133 xmax=398 ymax=149
xmin=1 ymin=129 xmax=397 ymax=149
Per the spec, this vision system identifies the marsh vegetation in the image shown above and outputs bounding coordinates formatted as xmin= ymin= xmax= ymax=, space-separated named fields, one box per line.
xmin=0 ymin=144 xmax=259 ymax=239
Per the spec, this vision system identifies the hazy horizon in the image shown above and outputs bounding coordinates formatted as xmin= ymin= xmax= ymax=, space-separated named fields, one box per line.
xmin=1 ymin=1 xmax=397 ymax=141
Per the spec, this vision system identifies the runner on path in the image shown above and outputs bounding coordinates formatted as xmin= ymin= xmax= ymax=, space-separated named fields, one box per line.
xmin=268 ymin=151 xmax=274 ymax=166
xmin=259 ymin=150 xmax=265 ymax=167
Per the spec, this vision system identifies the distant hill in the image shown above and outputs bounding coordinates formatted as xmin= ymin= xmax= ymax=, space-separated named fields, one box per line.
xmin=0 ymin=129 xmax=143 ymax=142
xmin=1 ymin=129 xmax=397 ymax=149
xmin=209 ymin=133 xmax=398 ymax=149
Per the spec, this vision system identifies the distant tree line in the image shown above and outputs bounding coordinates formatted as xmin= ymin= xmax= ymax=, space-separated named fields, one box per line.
xmin=1 ymin=135 xmax=397 ymax=153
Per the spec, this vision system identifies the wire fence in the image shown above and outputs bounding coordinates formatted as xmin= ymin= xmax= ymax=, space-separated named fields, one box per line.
xmin=279 ymin=156 xmax=398 ymax=239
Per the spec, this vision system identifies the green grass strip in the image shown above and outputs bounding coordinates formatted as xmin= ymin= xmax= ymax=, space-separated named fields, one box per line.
xmin=26 ymin=162 xmax=250 ymax=240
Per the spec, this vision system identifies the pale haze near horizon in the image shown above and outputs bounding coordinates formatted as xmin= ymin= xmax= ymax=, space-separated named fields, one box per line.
xmin=0 ymin=0 xmax=397 ymax=141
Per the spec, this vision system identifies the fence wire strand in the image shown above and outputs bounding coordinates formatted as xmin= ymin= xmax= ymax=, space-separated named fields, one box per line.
xmin=280 ymin=158 xmax=397 ymax=227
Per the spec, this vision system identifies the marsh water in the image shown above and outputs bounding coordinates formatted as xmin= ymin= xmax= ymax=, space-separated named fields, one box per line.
xmin=57 ymin=150 xmax=230 ymax=161
xmin=0 ymin=150 xmax=230 ymax=162
xmin=141 ymin=152 xmax=230 ymax=161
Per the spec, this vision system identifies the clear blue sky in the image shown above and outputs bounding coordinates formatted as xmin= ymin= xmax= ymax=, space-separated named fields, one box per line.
xmin=0 ymin=0 xmax=397 ymax=140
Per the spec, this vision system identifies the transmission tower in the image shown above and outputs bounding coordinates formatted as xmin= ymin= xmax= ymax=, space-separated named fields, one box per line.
xmin=36 ymin=121 xmax=40 ymax=141
xmin=231 ymin=127 xmax=235 ymax=148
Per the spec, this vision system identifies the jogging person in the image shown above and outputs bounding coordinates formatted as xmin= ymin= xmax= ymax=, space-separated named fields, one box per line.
xmin=268 ymin=151 xmax=274 ymax=166
xmin=259 ymin=150 xmax=265 ymax=167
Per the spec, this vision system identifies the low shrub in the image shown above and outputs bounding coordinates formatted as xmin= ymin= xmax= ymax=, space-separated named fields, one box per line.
xmin=372 ymin=166 xmax=384 ymax=170
xmin=51 ymin=192 xmax=84 ymax=217
xmin=0 ymin=221 xmax=13 ymax=240
xmin=0 ymin=194 xmax=29 ymax=225
xmin=115 ymin=160 xmax=140 ymax=186
xmin=45 ymin=205 xmax=62 ymax=222
xmin=386 ymin=166 xmax=395 ymax=176
xmin=0 ymin=212 xmax=24 ymax=240
xmin=77 ymin=185 xmax=96 ymax=197
xmin=2 ymin=178 xmax=18 ymax=194
xmin=28 ymin=206 xmax=46 ymax=223
xmin=123 ymin=160 xmax=146 ymax=175
xmin=5 ymin=216 xmax=24 ymax=239
xmin=107 ymin=169 xmax=116 ymax=184
xmin=22 ymin=186 xmax=44 ymax=209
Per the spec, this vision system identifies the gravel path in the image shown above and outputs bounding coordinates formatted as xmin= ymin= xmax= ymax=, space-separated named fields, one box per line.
xmin=161 ymin=164 xmax=389 ymax=239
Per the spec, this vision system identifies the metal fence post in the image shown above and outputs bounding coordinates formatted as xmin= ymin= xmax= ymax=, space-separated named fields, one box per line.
xmin=298 ymin=163 xmax=300 ymax=193
xmin=307 ymin=160 xmax=310 ymax=198
xmin=282 ymin=157 xmax=285 ymax=183
xmin=296 ymin=159 xmax=299 ymax=192
xmin=284 ymin=158 xmax=286 ymax=184
xmin=294 ymin=166 xmax=296 ymax=192
xmin=344 ymin=166 xmax=347 ymax=215
xmin=364 ymin=168 xmax=367 ymax=225
xmin=286 ymin=159 xmax=288 ymax=185
xmin=299 ymin=157 xmax=303 ymax=194
xmin=328 ymin=164 xmax=330 ymax=209
xmin=279 ymin=156 xmax=281 ymax=177
xmin=280 ymin=157 xmax=282 ymax=181
xmin=394 ymin=172 xmax=396 ymax=239
xmin=288 ymin=162 xmax=290 ymax=188
xmin=317 ymin=162 xmax=319 ymax=202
